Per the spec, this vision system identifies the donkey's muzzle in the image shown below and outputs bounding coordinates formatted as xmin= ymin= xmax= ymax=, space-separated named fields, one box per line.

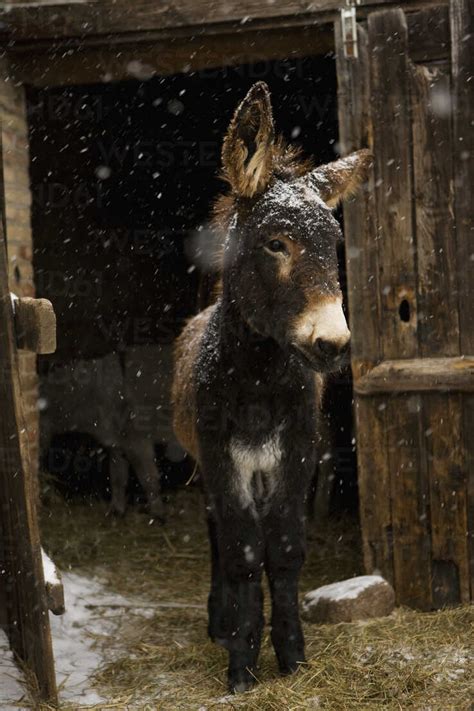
xmin=291 ymin=337 xmax=351 ymax=373
xmin=314 ymin=337 xmax=350 ymax=362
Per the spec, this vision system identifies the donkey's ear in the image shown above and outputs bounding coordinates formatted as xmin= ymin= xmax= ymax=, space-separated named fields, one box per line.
xmin=222 ymin=81 xmax=275 ymax=198
xmin=307 ymin=149 xmax=373 ymax=208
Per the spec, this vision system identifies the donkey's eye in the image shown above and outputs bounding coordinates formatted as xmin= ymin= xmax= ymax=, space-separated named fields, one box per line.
xmin=265 ymin=239 xmax=287 ymax=255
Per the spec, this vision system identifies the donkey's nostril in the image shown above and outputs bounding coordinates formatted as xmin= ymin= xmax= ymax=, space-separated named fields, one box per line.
xmin=315 ymin=337 xmax=348 ymax=360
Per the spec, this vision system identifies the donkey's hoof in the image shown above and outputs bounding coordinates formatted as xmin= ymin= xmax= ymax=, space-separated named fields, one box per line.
xmin=228 ymin=668 xmax=255 ymax=694
xmin=138 ymin=501 xmax=166 ymax=524
xmin=106 ymin=503 xmax=126 ymax=518
xmin=278 ymin=657 xmax=306 ymax=676
xmin=276 ymin=648 xmax=306 ymax=676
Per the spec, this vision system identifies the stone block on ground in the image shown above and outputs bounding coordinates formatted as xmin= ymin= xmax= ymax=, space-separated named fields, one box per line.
xmin=302 ymin=575 xmax=395 ymax=623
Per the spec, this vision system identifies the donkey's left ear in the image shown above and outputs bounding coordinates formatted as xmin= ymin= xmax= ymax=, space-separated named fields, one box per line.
xmin=222 ymin=81 xmax=275 ymax=198
xmin=307 ymin=149 xmax=373 ymax=208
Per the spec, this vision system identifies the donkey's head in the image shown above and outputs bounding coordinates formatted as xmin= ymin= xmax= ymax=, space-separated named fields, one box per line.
xmin=219 ymin=82 xmax=372 ymax=373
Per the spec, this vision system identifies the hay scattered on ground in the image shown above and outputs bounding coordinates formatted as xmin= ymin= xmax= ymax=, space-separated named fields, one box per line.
xmin=35 ymin=488 xmax=473 ymax=710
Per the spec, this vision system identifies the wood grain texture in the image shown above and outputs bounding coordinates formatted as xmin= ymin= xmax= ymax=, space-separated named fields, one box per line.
xmin=407 ymin=5 xmax=450 ymax=61
xmin=386 ymin=393 xmax=432 ymax=608
xmin=369 ymin=9 xmax=419 ymax=361
xmin=354 ymin=397 xmax=394 ymax=582
xmin=0 ymin=0 xmax=433 ymax=43
xmin=335 ymin=19 xmax=393 ymax=584
xmin=0 ymin=139 xmax=57 ymax=701
xmin=411 ymin=47 xmax=469 ymax=605
xmin=424 ymin=393 xmax=469 ymax=604
xmin=369 ymin=8 xmax=431 ymax=609
xmin=411 ymin=61 xmax=459 ymax=357
xmin=450 ymin=0 xmax=474 ymax=600
xmin=14 ymin=297 xmax=56 ymax=354
xmin=355 ymin=357 xmax=474 ymax=394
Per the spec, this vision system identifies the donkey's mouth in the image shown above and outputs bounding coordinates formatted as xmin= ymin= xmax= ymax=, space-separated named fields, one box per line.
xmin=290 ymin=344 xmax=350 ymax=373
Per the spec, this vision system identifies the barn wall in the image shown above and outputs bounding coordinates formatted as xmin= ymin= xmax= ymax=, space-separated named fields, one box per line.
xmin=0 ymin=57 xmax=38 ymax=477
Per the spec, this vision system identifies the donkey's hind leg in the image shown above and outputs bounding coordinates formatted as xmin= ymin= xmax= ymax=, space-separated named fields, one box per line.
xmin=108 ymin=447 xmax=129 ymax=516
xmin=206 ymin=514 xmax=224 ymax=642
xmin=123 ymin=437 xmax=165 ymax=522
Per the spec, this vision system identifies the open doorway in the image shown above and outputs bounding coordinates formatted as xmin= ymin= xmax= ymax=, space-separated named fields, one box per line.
xmin=27 ymin=53 xmax=356 ymax=514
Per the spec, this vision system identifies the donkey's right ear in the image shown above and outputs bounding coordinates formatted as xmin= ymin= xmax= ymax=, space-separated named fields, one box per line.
xmin=222 ymin=82 xmax=275 ymax=198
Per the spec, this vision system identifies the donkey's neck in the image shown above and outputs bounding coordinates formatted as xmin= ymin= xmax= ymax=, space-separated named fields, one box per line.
xmin=219 ymin=294 xmax=290 ymax=384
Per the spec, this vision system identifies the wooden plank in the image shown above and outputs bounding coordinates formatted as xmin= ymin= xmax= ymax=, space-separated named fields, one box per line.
xmin=7 ymin=25 xmax=334 ymax=88
xmin=335 ymin=20 xmax=393 ymax=584
xmin=424 ymin=393 xmax=469 ymax=604
xmin=354 ymin=397 xmax=394 ymax=582
xmin=450 ymin=0 xmax=474 ymax=599
xmin=355 ymin=357 xmax=474 ymax=394
xmin=414 ymin=48 xmax=456 ymax=334
xmin=410 ymin=52 xmax=470 ymax=606
xmin=370 ymin=10 xmax=418 ymax=361
xmin=411 ymin=61 xmax=458 ymax=356
xmin=14 ymin=297 xmax=56 ymax=353
xmin=0 ymin=0 xmax=449 ymax=43
xmin=369 ymin=8 xmax=431 ymax=609
xmin=450 ymin=0 xmax=474 ymax=354
xmin=0 ymin=137 xmax=57 ymax=701
xmin=407 ymin=6 xmax=450 ymax=61
xmin=385 ymin=393 xmax=432 ymax=608
xmin=336 ymin=21 xmax=379 ymax=373
xmin=0 ymin=0 xmax=351 ymax=42
xmin=464 ymin=394 xmax=474 ymax=599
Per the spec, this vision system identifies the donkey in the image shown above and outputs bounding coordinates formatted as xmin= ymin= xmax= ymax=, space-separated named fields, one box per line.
xmin=172 ymin=82 xmax=371 ymax=693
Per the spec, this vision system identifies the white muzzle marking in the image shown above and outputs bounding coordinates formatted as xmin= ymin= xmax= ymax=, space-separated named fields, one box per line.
xmin=293 ymin=296 xmax=350 ymax=349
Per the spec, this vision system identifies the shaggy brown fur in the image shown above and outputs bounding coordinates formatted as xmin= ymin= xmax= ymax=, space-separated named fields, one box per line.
xmin=173 ymin=140 xmax=316 ymax=463
xmin=171 ymin=81 xmax=372 ymax=694
xmin=172 ymin=305 xmax=215 ymax=465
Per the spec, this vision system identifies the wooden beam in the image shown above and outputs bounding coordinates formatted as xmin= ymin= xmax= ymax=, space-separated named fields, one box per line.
xmin=0 ymin=0 xmax=447 ymax=44
xmin=354 ymin=357 xmax=474 ymax=394
xmin=7 ymin=25 xmax=334 ymax=87
xmin=14 ymin=297 xmax=56 ymax=354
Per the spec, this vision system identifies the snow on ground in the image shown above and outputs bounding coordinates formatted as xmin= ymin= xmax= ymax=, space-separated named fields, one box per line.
xmin=303 ymin=574 xmax=385 ymax=604
xmin=0 ymin=630 xmax=27 ymax=709
xmin=0 ymin=571 xmax=155 ymax=709
xmin=50 ymin=571 xmax=154 ymax=706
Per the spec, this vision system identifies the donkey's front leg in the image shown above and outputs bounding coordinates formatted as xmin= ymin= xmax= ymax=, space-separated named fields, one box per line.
xmin=265 ymin=499 xmax=307 ymax=675
xmin=212 ymin=498 xmax=265 ymax=693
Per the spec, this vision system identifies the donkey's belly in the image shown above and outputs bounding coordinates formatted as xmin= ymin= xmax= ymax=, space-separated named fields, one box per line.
xmin=229 ymin=432 xmax=283 ymax=510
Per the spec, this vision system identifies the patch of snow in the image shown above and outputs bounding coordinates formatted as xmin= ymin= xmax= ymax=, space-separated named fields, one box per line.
xmin=9 ymin=291 xmax=18 ymax=311
xmin=50 ymin=571 xmax=155 ymax=706
xmin=304 ymin=575 xmax=385 ymax=604
xmin=42 ymin=548 xmax=61 ymax=587
xmin=0 ymin=629 xmax=26 ymax=708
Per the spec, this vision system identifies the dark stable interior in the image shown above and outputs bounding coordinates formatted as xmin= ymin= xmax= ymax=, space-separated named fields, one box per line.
xmin=27 ymin=54 xmax=357 ymax=512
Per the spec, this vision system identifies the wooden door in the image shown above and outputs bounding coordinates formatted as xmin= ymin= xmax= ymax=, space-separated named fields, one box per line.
xmin=336 ymin=0 xmax=473 ymax=609
xmin=0 ymin=138 xmax=57 ymax=701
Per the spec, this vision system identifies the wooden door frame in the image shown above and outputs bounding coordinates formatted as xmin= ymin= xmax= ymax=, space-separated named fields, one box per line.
xmin=0 ymin=132 xmax=57 ymax=702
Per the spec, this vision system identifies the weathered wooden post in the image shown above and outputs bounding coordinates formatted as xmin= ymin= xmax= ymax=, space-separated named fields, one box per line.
xmin=336 ymin=1 xmax=473 ymax=608
xmin=0 ymin=197 xmax=58 ymax=700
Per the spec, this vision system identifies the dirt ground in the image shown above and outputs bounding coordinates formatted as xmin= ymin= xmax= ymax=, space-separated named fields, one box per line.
xmin=28 ymin=487 xmax=474 ymax=710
